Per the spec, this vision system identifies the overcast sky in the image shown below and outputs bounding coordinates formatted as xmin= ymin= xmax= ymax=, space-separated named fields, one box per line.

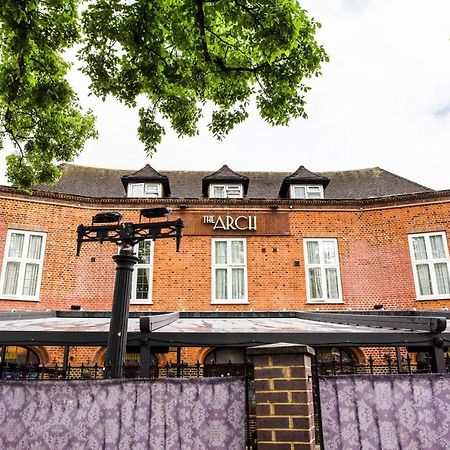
xmin=4 ymin=0 xmax=450 ymax=190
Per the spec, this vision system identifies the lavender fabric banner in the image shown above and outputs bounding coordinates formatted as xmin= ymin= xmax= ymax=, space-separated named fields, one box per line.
xmin=320 ymin=374 xmax=450 ymax=450
xmin=0 ymin=377 xmax=245 ymax=450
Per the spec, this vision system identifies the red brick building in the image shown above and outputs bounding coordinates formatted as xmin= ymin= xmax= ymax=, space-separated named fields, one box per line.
xmin=0 ymin=163 xmax=449 ymax=367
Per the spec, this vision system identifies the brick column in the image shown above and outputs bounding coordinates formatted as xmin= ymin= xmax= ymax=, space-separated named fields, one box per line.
xmin=248 ymin=343 xmax=316 ymax=450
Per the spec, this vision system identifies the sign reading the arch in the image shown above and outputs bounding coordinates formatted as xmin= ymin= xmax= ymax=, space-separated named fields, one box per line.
xmin=176 ymin=212 xmax=290 ymax=236
xmin=203 ymin=215 xmax=257 ymax=231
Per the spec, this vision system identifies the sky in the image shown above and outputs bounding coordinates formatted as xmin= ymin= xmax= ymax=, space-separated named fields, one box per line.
xmin=3 ymin=0 xmax=450 ymax=189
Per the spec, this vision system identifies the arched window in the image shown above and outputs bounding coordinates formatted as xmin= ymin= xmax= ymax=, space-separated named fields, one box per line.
xmin=204 ymin=348 xmax=252 ymax=377
xmin=124 ymin=347 xmax=158 ymax=378
xmin=316 ymin=347 xmax=356 ymax=375
xmin=1 ymin=346 xmax=40 ymax=380
xmin=2 ymin=345 xmax=40 ymax=366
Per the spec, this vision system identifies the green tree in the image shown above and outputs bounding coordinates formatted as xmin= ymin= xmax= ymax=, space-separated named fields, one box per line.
xmin=0 ymin=0 xmax=327 ymax=190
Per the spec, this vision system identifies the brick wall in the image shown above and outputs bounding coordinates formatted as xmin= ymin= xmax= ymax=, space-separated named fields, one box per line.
xmin=0 ymin=192 xmax=448 ymax=313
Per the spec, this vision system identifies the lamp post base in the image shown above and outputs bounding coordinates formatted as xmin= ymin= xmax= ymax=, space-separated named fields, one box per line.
xmin=105 ymin=248 xmax=139 ymax=379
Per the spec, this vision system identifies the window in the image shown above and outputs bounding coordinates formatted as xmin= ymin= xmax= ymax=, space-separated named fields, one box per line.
xmin=130 ymin=240 xmax=154 ymax=304
xmin=290 ymin=185 xmax=324 ymax=199
xmin=210 ymin=184 xmax=243 ymax=199
xmin=304 ymin=238 xmax=343 ymax=303
xmin=408 ymin=232 xmax=450 ymax=299
xmin=0 ymin=230 xmax=46 ymax=301
xmin=212 ymin=238 xmax=247 ymax=303
xmin=316 ymin=347 xmax=356 ymax=375
xmin=127 ymin=183 xmax=162 ymax=198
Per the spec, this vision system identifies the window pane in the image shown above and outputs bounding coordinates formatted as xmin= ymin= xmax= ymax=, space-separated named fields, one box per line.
xmin=136 ymin=268 xmax=150 ymax=299
xmin=215 ymin=241 xmax=227 ymax=264
xmin=322 ymin=241 xmax=337 ymax=264
xmin=416 ymin=264 xmax=432 ymax=295
xmin=23 ymin=263 xmax=39 ymax=296
xmin=412 ymin=237 xmax=427 ymax=260
xmin=27 ymin=235 xmax=43 ymax=259
xmin=226 ymin=186 xmax=242 ymax=198
xmin=435 ymin=263 xmax=450 ymax=295
xmin=325 ymin=268 xmax=339 ymax=298
xmin=232 ymin=268 xmax=245 ymax=299
xmin=308 ymin=267 xmax=323 ymax=299
xmin=138 ymin=240 xmax=152 ymax=264
xmin=292 ymin=186 xmax=306 ymax=198
xmin=212 ymin=186 xmax=225 ymax=198
xmin=215 ymin=269 xmax=227 ymax=299
xmin=144 ymin=184 xmax=160 ymax=197
xmin=3 ymin=262 xmax=20 ymax=295
xmin=306 ymin=241 xmax=320 ymax=264
xmin=307 ymin=192 xmax=322 ymax=199
xmin=430 ymin=235 xmax=446 ymax=259
xmin=8 ymin=233 xmax=24 ymax=258
xmin=231 ymin=240 xmax=244 ymax=264
xmin=130 ymin=184 xmax=144 ymax=197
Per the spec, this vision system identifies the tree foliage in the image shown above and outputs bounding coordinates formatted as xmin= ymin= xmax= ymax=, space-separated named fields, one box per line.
xmin=0 ymin=0 xmax=327 ymax=190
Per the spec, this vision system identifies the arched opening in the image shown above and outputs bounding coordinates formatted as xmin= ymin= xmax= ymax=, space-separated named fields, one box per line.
xmin=1 ymin=345 xmax=40 ymax=380
xmin=315 ymin=347 xmax=357 ymax=375
xmin=124 ymin=347 xmax=158 ymax=379
xmin=203 ymin=347 xmax=251 ymax=377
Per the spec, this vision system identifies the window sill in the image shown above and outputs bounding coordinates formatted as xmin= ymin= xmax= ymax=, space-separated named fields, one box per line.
xmin=130 ymin=300 xmax=153 ymax=305
xmin=211 ymin=300 xmax=249 ymax=305
xmin=416 ymin=296 xmax=450 ymax=301
xmin=0 ymin=296 xmax=40 ymax=302
xmin=306 ymin=299 xmax=344 ymax=305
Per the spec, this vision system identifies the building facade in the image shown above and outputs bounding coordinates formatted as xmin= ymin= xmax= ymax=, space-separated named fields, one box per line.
xmin=0 ymin=163 xmax=449 ymax=367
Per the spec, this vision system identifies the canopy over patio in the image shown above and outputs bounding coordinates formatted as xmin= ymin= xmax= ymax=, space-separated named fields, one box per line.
xmin=0 ymin=309 xmax=448 ymax=348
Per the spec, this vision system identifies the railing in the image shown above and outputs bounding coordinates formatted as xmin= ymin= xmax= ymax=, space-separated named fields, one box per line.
xmin=316 ymin=353 xmax=450 ymax=376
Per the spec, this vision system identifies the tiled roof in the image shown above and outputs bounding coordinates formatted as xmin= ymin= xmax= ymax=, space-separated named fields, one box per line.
xmin=35 ymin=164 xmax=433 ymax=200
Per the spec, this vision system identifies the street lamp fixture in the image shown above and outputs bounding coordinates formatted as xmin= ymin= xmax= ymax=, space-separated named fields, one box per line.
xmin=76 ymin=208 xmax=184 ymax=378
xmin=92 ymin=211 xmax=123 ymax=224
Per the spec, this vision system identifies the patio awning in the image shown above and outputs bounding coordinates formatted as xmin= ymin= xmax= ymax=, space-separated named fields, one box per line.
xmin=0 ymin=310 xmax=448 ymax=349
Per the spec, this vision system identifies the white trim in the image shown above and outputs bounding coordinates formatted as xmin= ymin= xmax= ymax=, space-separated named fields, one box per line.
xmin=209 ymin=184 xmax=243 ymax=199
xmin=130 ymin=239 xmax=154 ymax=304
xmin=211 ymin=238 xmax=248 ymax=304
xmin=303 ymin=238 xmax=343 ymax=303
xmin=408 ymin=231 xmax=450 ymax=300
xmin=0 ymin=230 xmax=47 ymax=301
xmin=127 ymin=182 xmax=162 ymax=198
xmin=290 ymin=184 xmax=324 ymax=199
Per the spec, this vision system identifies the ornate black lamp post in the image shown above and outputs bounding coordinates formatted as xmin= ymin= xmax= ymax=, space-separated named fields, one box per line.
xmin=76 ymin=208 xmax=183 ymax=378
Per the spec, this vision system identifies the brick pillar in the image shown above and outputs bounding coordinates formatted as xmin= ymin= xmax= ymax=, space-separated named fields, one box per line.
xmin=248 ymin=343 xmax=316 ymax=450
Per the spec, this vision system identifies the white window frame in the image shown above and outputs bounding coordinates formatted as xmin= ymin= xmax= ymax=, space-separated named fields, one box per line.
xmin=408 ymin=231 xmax=450 ymax=300
xmin=290 ymin=184 xmax=324 ymax=199
xmin=209 ymin=184 xmax=243 ymax=199
xmin=304 ymin=238 xmax=343 ymax=304
xmin=127 ymin=182 xmax=162 ymax=198
xmin=0 ymin=230 xmax=47 ymax=301
xmin=211 ymin=238 xmax=248 ymax=304
xmin=130 ymin=239 xmax=154 ymax=304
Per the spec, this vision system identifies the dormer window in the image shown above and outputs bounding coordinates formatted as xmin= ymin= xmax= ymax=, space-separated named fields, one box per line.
xmin=202 ymin=165 xmax=249 ymax=199
xmin=128 ymin=183 xmax=162 ymax=198
xmin=121 ymin=164 xmax=170 ymax=198
xmin=290 ymin=185 xmax=324 ymax=199
xmin=279 ymin=166 xmax=330 ymax=199
xmin=210 ymin=184 xmax=243 ymax=199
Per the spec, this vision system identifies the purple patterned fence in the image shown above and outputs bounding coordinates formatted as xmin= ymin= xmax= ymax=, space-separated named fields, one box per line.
xmin=320 ymin=374 xmax=450 ymax=450
xmin=0 ymin=377 xmax=245 ymax=449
